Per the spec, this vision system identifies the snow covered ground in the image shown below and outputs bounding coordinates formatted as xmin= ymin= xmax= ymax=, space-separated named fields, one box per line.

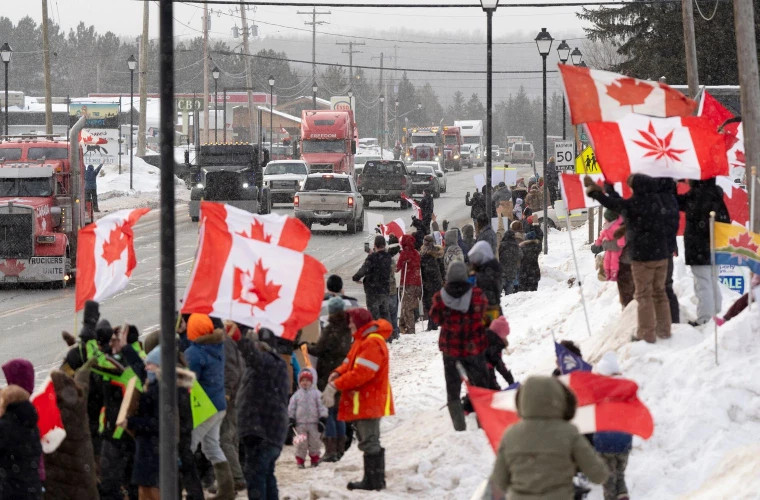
xmin=275 ymin=224 xmax=760 ymax=499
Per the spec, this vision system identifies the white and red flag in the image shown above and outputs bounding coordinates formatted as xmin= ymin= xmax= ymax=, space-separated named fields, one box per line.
xmin=468 ymin=372 xmax=654 ymax=451
xmin=559 ymin=64 xmax=697 ymax=125
xmin=200 ymin=201 xmax=311 ymax=251
xmin=559 ymin=173 xmax=632 ymax=211
xmin=401 ymin=193 xmax=422 ymax=219
xmin=699 ymin=90 xmax=745 ymax=173
xmin=75 ymin=208 xmax=150 ymax=311
xmin=31 ymin=376 xmax=66 ymax=453
xmin=585 ymin=115 xmax=728 ymax=183
xmin=380 ymin=218 xmax=406 ymax=239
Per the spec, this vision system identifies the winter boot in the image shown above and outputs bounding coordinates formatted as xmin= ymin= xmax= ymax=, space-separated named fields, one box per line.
xmin=310 ymin=454 xmax=321 ymax=467
xmin=322 ymin=437 xmax=339 ymax=463
xmin=347 ymin=450 xmax=385 ymax=491
xmin=448 ymin=400 xmax=467 ymax=431
xmin=296 ymin=456 xmax=305 ymax=469
xmin=336 ymin=435 xmax=347 ymax=460
xmin=208 ymin=462 xmax=235 ymax=500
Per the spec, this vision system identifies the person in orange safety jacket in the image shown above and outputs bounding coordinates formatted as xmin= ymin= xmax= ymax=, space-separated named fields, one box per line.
xmin=321 ymin=308 xmax=394 ymax=491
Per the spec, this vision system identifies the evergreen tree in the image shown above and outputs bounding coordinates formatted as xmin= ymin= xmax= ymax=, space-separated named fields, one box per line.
xmin=464 ymin=93 xmax=486 ymax=121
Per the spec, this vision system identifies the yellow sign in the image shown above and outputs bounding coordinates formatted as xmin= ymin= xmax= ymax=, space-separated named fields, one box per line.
xmin=575 ymin=146 xmax=601 ymax=174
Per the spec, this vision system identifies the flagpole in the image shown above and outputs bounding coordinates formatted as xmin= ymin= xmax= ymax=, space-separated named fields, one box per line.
xmin=564 ymin=204 xmax=592 ymax=337
xmin=710 ymin=211 xmax=718 ymax=366
xmin=749 ymin=166 xmax=757 ymax=312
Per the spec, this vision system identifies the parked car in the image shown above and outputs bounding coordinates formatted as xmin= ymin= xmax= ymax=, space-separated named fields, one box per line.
xmin=263 ymin=160 xmax=309 ymax=203
xmin=510 ymin=142 xmax=535 ymax=165
xmin=294 ymin=173 xmax=364 ymax=233
xmin=532 ymin=200 xmax=588 ymax=229
xmin=357 ymin=159 xmax=412 ymax=208
xmin=411 ymin=160 xmax=446 ymax=193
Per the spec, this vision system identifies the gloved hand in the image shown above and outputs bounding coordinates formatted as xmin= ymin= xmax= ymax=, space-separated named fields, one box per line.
xmin=590 ymin=244 xmax=603 ymax=255
xmin=289 ymin=418 xmax=296 ymax=429
xmin=321 ymin=383 xmax=337 ymax=408
xmin=318 ymin=417 xmax=327 ymax=433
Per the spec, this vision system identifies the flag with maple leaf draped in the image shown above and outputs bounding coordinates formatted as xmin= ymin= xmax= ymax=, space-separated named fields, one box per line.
xmin=559 ymin=173 xmax=632 ymax=211
xmin=182 ymin=230 xmax=326 ymax=340
xmin=714 ymin=222 xmax=760 ymax=275
xmin=401 ymin=193 xmax=422 ymax=219
xmin=585 ymin=115 xmax=729 ymax=183
xmin=699 ymin=90 xmax=745 ymax=174
xmin=716 ymin=177 xmax=750 ymax=227
xmin=75 ymin=208 xmax=150 ymax=311
xmin=379 ymin=218 xmax=406 ymax=239
xmin=558 ymin=64 xmax=697 ymax=125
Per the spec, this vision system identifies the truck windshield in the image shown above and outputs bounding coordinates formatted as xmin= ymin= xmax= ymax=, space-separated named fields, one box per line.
xmin=0 ymin=148 xmax=23 ymax=161
xmin=28 ymin=147 xmax=68 ymax=160
xmin=304 ymin=177 xmax=351 ymax=191
xmin=0 ymin=177 xmax=53 ymax=197
xmin=444 ymin=135 xmax=459 ymax=145
xmin=302 ymin=140 xmax=345 ymax=153
xmin=463 ymin=137 xmax=480 ymax=144
xmin=411 ymin=135 xmax=437 ymax=144
xmin=271 ymin=146 xmax=290 ymax=155
xmin=265 ymin=163 xmax=308 ymax=175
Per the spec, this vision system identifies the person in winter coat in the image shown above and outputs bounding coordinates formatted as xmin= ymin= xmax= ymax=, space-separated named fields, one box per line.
xmin=717 ymin=273 xmax=760 ymax=325
xmin=419 ymin=189 xmax=435 ymax=231
xmin=658 ymin=178 xmax=682 ymax=324
xmin=236 ymin=328 xmax=290 ymax=500
xmin=475 ymin=212 xmax=498 ymax=256
xmin=512 ymin=179 xmax=528 ymax=207
xmin=524 ymin=184 xmax=544 ymax=213
xmin=544 ymin=156 xmax=560 ymax=205
xmin=353 ymin=235 xmax=393 ymax=322
xmin=0 ymin=359 xmax=42 ymax=500
xmin=443 ymin=229 xmax=465 ymax=273
xmin=84 ymin=163 xmax=103 ymax=212
xmin=586 ymin=174 xmax=679 ymax=342
xmin=420 ymin=234 xmax=445 ymax=330
xmin=460 ymin=224 xmax=475 ymax=259
xmin=288 ymin=369 xmax=329 ymax=468
xmin=397 ymin=234 xmax=422 ymax=334
xmin=592 ymin=210 xmax=626 ymax=281
xmin=465 ymin=189 xmax=486 ymax=225
xmin=677 ymin=178 xmax=731 ymax=326
xmin=489 ymin=376 xmax=609 ymax=499
xmin=468 ymin=240 xmax=503 ymax=310
xmin=410 ymin=216 xmax=427 ymax=249
xmin=387 ymin=234 xmax=401 ymax=340
xmin=184 ymin=314 xmax=235 ymax=499
xmin=484 ymin=316 xmax=514 ymax=389
xmin=428 ymin=261 xmax=490 ymax=431
xmin=220 ymin=322 xmax=246 ymax=491
xmin=492 ymin=183 xmax=512 ymax=208
xmin=518 ymin=231 xmax=542 ymax=292
xmin=498 ymin=222 xmax=522 ymax=295
xmin=324 ymin=274 xmax=360 ymax=307
xmin=309 ymin=297 xmax=353 ymax=462
xmin=321 ymin=309 xmax=394 ymax=491
xmin=513 ymin=198 xmax=524 ymax=221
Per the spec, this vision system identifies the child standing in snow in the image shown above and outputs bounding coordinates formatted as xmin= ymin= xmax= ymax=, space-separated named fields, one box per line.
xmin=484 ymin=316 xmax=514 ymax=389
xmin=288 ymin=369 xmax=328 ymax=468
xmin=593 ymin=210 xmax=626 ymax=281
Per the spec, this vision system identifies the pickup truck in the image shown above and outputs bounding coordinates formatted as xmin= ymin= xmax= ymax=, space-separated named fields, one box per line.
xmin=294 ymin=173 xmax=365 ymax=233
xmin=357 ymin=160 xmax=412 ymax=208
xmin=510 ymin=142 xmax=535 ymax=165
xmin=263 ymin=160 xmax=309 ymax=204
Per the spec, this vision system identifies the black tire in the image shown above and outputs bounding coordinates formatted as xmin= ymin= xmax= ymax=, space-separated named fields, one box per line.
xmin=304 ymin=220 xmax=313 ymax=230
xmin=363 ymin=197 xmax=370 ymax=208
xmin=433 ymin=187 xmax=440 ymax=199
xmin=400 ymin=199 xmax=409 ymax=209
xmin=347 ymin=218 xmax=357 ymax=234
xmin=357 ymin=215 xmax=365 ymax=232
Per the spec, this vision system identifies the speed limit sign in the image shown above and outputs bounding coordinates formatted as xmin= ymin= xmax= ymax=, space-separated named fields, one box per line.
xmin=554 ymin=140 xmax=575 ymax=171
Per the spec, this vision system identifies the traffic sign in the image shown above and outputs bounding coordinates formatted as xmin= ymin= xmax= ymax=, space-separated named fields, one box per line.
xmin=575 ymin=146 xmax=601 ymax=174
xmin=554 ymin=140 xmax=575 ymax=171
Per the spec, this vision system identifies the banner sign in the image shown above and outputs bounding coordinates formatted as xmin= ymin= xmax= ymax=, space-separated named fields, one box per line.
xmin=69 ymin=103 xmax=119 ymax=128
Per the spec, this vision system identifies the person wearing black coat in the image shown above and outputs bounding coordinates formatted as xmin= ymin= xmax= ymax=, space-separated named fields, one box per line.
xmin=677 ymin=178 xmax=731 ymax=325
xmin=420 ymin=234 xmax=445 ymax=330
xmin=498 ymin=230 xmax=522 ymax=295
xmin=544 ymin=157 xmax=560 ymax=205
xmin=466 ymin=189 xmax=486 ymax=224
xmin=468 ymin=240 xmax=503 ymax=308
xmin=657 ymin=178 xmax=681 ymax=323
xmin=518 ymin=232 xmax=542 ymax=292
xmin=353 ymin=235 xmax=393 ymax=322
xmin=586 ymin=174 xmax=679 ymax=343
xmin=411 ymin=217 xmax=428 ymax=249
xmin=419 ymin=189 xmax=435 ymax=231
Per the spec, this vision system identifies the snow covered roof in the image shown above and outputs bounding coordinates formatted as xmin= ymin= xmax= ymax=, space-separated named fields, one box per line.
xmin=256 ymin=106 xmax=301 ymax=124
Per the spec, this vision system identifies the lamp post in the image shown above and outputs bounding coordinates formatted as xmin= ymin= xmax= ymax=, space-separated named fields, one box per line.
xmin=556 ymin=40 xmax=570 ymax=141
xmin=394 ymin=99 xmax=399 ymax=144
xmin=348 ymin=88 xmax=354 ymax=111
xmin=312 ymin=81 xmax=318 ymax=109
xmin=480 ymin=0 xmax=498 ymax=220
xmin=212 ymin=66 xmax=220 ymax=143
xmin=579 ymin=60 xmax=588 ymax=68
xmin=268 ymin=75 xmax=274 ymax=150
xmin=127 ymin=54 xmax=137 ymax=190
xmin=535 ymin=27 xmax=554 ymax=255
xmin=379 ymin=94 xmax=385 ymax=149
xmin=1 ymin=43 xmax=12 ymax=137
xmin=570 ymin=47 xmax=582 ymax=66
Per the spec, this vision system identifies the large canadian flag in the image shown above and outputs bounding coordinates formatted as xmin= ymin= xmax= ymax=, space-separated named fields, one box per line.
xmin=200 ymin=201 xmax=311 ymax=251
xmin=31 ymin=376 xmax=66 ymax=453
xmin=401 ymin=193 xmax=422 ymax=219
xmin=182 ymin=229 xmax=326 ymax=340
xmin=560 ymin=173 xmax=631 ymax=211
xmin=559 ymin=64 xmax=697 ymax=125
xmin=700 ymin=90 xmax=745 ymax=173
xmin=585 ymin=115 xmax=728 ymax=183
xmin=468 ymin=372 xmax=654 ymax=451
xmin=380 ymin=217 xmax=406 ymax=239
xmin=75 ymin=208 xmax=150 ymax=311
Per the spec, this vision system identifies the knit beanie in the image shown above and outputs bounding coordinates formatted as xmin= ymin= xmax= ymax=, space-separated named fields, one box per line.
xmin=489 ymin=316 xmax=510 ymax=342
xmin=187 ymin=313 xmax=214 ymax=342
xmin=83 ymin=300 xmax=100 ymax=327
xmin=2 ymin=359 xmax=34 ymax=394
xmin=603 ymin=209 xmax=618 ymax=222
xmin=510 ymin=221 xmax=523 ymax=232
xmin=326 ymin=274 xmax=343 ymax=293
xmin=145 ymin=345 xmax=162 ymax=367
xmin=446 ymin=261 xmax=468 ymax=284
xmin=596 ymin=351 xmax=621 ymax=376
xmin=347 ymin=308 xmax=373 ymax=330
xmin=298 ymin=370 xmax=314 ymax=383
xmin=328 ymin=296 xmax=346 ymax=315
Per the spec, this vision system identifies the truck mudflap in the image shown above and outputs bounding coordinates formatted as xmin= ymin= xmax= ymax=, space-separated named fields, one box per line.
xmin=189 ymin=200 xmax=259 ymax=219
xmin=0 ymin=256 xmax=67 ymax=283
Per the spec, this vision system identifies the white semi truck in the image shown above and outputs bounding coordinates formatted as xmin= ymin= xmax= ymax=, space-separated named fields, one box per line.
xmin=454 ymin=120 xmax=484 ymax=168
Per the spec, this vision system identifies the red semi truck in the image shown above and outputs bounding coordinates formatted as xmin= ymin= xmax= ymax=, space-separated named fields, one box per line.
xmin=300 ymin=110 xmax=358 ymax=174
xmin=403 ymin=125 xmax=462 ymax=171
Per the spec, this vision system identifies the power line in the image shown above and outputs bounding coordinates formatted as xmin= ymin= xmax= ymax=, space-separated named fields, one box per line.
xmin=161 ymin=0 xmax=681 ymax=7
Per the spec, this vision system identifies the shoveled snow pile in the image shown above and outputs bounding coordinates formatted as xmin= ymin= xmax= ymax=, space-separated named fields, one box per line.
xmin=274 ymin=225 xmax=760 ymax=499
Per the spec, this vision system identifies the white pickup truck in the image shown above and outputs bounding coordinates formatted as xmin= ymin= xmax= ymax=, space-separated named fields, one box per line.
xmin=294 ymin=173 xmax=365 ymax=233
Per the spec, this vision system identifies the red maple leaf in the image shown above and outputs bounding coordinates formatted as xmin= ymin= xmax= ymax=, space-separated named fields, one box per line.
xmin=606 ymin=77 xmax=655 ymax=110
xmin=102 ymin=225 xmax=128 ymax=265
xmin=233 ymin=259 xmax=282 ymax=313
xmin=729 ymin=232 xmax=759 ymax=254
xmin=0 ymin=259 xmax=26 ymax=277
xmin=632 ymin=122 xmax=687 ymax=163
xmin=735 ymin=150 xmax=745 ymax=165
xmin=236 ymin=219 xmax=272 ymax=243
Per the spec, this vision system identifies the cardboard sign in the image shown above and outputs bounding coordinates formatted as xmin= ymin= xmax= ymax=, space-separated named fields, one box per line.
xmin=116 ymin=377 xmax=139 ymax=431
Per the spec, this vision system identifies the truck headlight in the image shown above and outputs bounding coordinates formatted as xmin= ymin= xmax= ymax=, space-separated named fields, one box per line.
xmin=242 ymin=182 xmax=249 ymax=189
xmin=454 ymin=155 xmax=460 ymax=160
xmin=263 ymin=180 xmax=269 ymax=187
xmin=298 ymin=180 xmax=304 ymax=189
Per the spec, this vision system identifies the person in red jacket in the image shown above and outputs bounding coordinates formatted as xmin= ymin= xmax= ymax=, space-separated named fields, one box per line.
xmin=396 ymin=234 xmax=422 ymax=334
xmin=321 ymin=308 xmax=394 ymax=491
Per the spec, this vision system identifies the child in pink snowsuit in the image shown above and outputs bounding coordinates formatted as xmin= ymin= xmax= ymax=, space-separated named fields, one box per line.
xmin=288 ymin=368 xmax=328 ymax=468
xmin=595 ymin=211 xmax=625 ymax=281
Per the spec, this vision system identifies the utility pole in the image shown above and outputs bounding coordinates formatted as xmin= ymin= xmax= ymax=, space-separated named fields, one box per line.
xmin=336 ymin=40 xmax=365 ymax=86
xmin=203 ymin=5 xmax=210 ymax=144
xmin=240 ymin=2 xmax=256 ymax=144
xmin=298 ymin=6 xmax=330 ymax=98
xmin=41 ymin=0 xmax=53 ymax=134
xmin=681 ymin=0 xmax=699 ymax=98
xmin=137 ymin=2 xmax=149 ymax=156
xmin=372 ymin=52 xmax=384 ymax=144
xmin=733 ymin=0 xmax=760 ymax=232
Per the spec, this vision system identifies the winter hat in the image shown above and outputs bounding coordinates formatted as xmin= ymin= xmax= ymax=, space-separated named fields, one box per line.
xmin=468 ymin=240 xmax=494 ymax=265
xmin=596 ymin=351 xmax=621 ymax=376
xmin=2 ymin=359 xmax=34 ymax=394
xmin=95 ymin=319 xmax=114 ymax=348
xmin=298 ymin=370 xmax=314 ymax=383
xmin=446 ymin=261 xmax=468 ymax=284
xmin=510 ymin=221 xmax=523 ymax=232
xmin=423 ymin=234 xmax=435 ymax=245
xmin=515 ymin=198 xmax=523 ymax=206
xmin=145 ymin=345 xmax=162 ymax=367
xmin=347 ymin=308 xmax=373 ymax=330
xmin=525 ymin=231 xmax=537 ymax=241
xmin=187 ymin=313 xmax=214 ymax=341
xmin=326 ymin=274 xmax=343 ymax=293
xmin=328 ymin=296 xmax=346 ymax=315
xmin=489 ymin=316 xmax=510 ymax=342
xmin=83 ymin=300 xmax=100 ymax=327
xmin=526 ymin=216 xmax=534 ymax=225
xmin=603 ymin=209 xmax=618 ymax=222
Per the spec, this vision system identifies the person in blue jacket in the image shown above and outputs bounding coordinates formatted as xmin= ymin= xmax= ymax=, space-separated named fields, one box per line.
xmin=84 ymin=163 xmax=103 ymax=212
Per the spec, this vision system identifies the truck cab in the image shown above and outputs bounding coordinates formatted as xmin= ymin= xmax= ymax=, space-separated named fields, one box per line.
xmin=300 ymin=110 xmax=357 ymax=174
xmin=442 ymin=126 xmax=463 ymax=171
xmin=455 ymin=120 xmax=484 ymax=167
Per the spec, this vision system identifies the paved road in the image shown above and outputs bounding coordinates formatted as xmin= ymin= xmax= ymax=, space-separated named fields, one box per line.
xmin=0 ymin=162 xmax=536 ymax=381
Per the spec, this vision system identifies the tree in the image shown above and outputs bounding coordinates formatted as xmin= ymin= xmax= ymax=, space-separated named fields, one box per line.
xmin=396 ymin=72 xmax=421 ymax=125
xmin=580 ymin=39 xmax=628 ymax=71
xmin=417 ymin=83 xmax=444 ymax=126
xmin=319 ymin=66 xmax=348 ymax=98
xmin=445 ymin=91 xmax=466 ymax=122
xmin=464 ymin=93 xmax=486 ymax=121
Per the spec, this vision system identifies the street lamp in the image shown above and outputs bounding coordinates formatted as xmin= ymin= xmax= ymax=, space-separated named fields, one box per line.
xmin=579 ymin=60 xmax=588 ymax=68
xmin=535 ymin=27 xmax=553 ymax=255
xmin=480 ymin=0 xmax=498 ymax=219
xmin=312 ymin=81 xmax=318 ymax=109
xmin=394 ymin=99 xmax=399 ymax=145
xmin=570 ymin=47 xmax=583 ymax=66
xmin=348 ymin=89 xmax=354 ymax=111
xmin=268 ymin=75 xmax=274 ymax=151
xmin=379 ymin=94 xmax=385 ymax=149
xmin=556 ymin=40 xmax=570 ymax=141
xmin=212 ymin=66 xmax=220 ymax=143
xmin=1 ymin=43 xmax=12 ymax=137
xmin=127 ymin=54 xmax=137 ymax=190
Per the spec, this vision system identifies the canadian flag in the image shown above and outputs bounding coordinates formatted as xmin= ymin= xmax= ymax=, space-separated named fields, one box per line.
xmin=585 ymin=115 xmax=729 ymax=183
xmin=31 ymin=376 xmax=66 ymax=453
xmin=200 ymin=201 xmax=311 ymax=251
xmin=559 ymin=64 xmax=697 ymax=125
xmin=182 ymin=230 xmax=326 ymax=340
xmin=699 ymin=90 xmax=745 ymax=172
xmin=401 ymin=193 xmax=422 ymax=219
xmin=379 ymin=217 xmax=406 ymax=239
xmin=468 ymin=372 xmax=654 ymax=451
xmin=559 ymin=173 xmax=631 ymax=211
xmin=75 ymin=208 xmax=150 ymax=311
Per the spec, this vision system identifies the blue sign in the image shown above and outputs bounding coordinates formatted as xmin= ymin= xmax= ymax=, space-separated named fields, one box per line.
xmin=720 ymin=275 xmax=745 ymax=294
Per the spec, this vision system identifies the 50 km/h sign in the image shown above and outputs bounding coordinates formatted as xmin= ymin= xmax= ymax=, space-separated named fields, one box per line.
xmin=554 ymin=140 xmax=575 ymax=171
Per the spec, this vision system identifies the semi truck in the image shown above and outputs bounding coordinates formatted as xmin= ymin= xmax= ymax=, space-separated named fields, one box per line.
xmin=300 ymin=110 xmax=358 ymax=174
xmin=455 ymin=120 xmax=484 ymax=167
xmin=403 ymin=126 xmax=462 ymax=171
xmin=442 ymin=126 xmax=463 ymax=171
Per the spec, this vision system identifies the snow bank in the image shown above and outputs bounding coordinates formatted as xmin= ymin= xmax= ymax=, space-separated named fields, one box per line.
xmin=96 ymin=155 xmax=189 ymax=212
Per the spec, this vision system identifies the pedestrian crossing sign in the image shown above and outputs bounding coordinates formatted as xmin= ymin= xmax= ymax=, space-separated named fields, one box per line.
xmin=575 ymin=146 xmax=601 ymax=174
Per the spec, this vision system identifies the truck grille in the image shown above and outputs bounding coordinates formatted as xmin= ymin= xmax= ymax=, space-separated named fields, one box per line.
xmin=310 ymin=164 xmax=333 ymax=173
xmin=272 ymin=180 xmax=298 ymax=190
xmin=205 ymin=171 xmax=243 ymax=200
xmin=0 ymin=212 xmax=34 ymax=259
